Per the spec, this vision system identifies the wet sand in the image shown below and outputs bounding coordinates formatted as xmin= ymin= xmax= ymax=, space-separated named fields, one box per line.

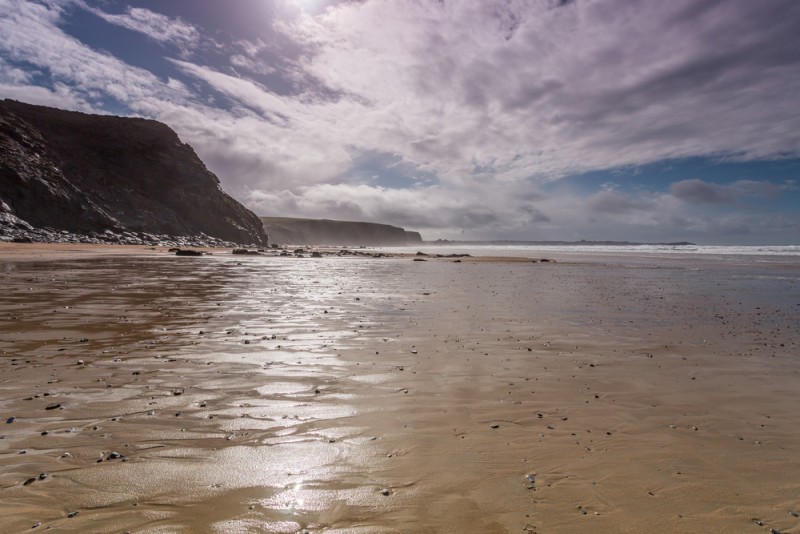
xmin=1 ymin=243 xmax=799 ymax=533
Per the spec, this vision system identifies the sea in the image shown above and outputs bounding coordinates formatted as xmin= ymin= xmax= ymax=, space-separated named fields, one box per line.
xmin=376 ymin=243 xmax=800 ymax=267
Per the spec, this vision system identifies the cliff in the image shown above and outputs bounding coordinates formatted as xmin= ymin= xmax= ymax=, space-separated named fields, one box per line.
xmin=261 ymin=217 xmax=423 ymax=246
xmin=0 ymin=99 xmax=268 ymax=246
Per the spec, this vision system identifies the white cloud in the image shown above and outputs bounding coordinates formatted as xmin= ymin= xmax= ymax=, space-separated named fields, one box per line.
xmin=273 ymin=0 xmax=800 ymax=186
xmin=0 ymin=0 xmax=192 ymax=111
xmin=81 ymin=3 xmax=199 ymax=52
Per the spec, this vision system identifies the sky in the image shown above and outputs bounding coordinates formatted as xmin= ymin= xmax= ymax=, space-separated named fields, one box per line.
xmin=1 ymin=0 xmax=799 ymax=244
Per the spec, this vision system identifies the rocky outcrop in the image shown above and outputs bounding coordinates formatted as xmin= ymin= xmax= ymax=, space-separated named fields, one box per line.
xmin=261 ymin=217 xmax=423 ymax=246
xmin=0 ymin=99 xmax=268 ymax=246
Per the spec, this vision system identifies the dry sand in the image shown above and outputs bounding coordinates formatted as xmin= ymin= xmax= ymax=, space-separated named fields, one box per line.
xmin=0 ymin=243 xmax=798 ymax=533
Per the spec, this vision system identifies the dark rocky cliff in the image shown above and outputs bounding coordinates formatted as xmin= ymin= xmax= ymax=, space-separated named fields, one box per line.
xmin=0 ymin=99 xmax=268 ymax=246
xmin=261 ymin=216 xmax=423 ymax=246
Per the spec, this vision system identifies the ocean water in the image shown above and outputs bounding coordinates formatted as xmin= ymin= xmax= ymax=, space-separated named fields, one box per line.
xmin=377 ymin=243 xmax=800 ymax=262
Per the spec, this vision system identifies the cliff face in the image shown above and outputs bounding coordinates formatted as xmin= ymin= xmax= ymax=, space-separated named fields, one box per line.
xmin=0 ymin=100 xmax=268 ymax=246
xmin=261 ymin=217 xmax=423 ymax=246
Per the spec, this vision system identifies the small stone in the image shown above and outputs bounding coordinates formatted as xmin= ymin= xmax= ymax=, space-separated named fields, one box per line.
xmin=490 ymin=423 xmax=500 ymax=429
xmin=38 ymin=473 xmax=48 ymax=480
xmin=107 ymin=451 xmax=121 ymax=460
xmin=381 ymin=488 xmax=391 ymax=496
xmin=6 ymin=416 xmax=16 ymax=424
xmin=76 ymin=360 xmax=84 ymax=365
xmin=45 ymin=403 xmax=62 ymax=410
xmin=67 ymin=511 xmax=79 ymax=518
xmin=23 ymin=477 xmax=36 ymax=485
xmin=32 ymin=521 xmax=42 ymax=528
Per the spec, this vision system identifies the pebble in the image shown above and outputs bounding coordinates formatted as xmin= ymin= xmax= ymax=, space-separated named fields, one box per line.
xmin=490 ymin=423 xmax=500 ymax=429
xmin=107 ymin=451 xmax=121 ymax=460
xmin=45 ymin=403 xmax=62 ymax=410
xmin=381 ymin=488 xmax=391 ymax=496
xmin=67 ymin=511 xmax=79 ymax=518
xmin=32 ymin=521 xmax=41 ymax=528
xmin=6 ymin=416 xmax=16 ymax=424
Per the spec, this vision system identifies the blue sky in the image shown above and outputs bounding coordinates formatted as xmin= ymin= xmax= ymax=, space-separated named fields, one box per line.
xmin=1 ymin=0 xmax=799 ymax=244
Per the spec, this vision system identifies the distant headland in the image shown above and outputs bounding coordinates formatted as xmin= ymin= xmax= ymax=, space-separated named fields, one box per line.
xmin=261 ymin=216 xmax=422 ymax=247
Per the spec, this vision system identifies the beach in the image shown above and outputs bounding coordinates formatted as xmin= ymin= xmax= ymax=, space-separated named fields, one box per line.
xmin=1 ymin=243 xmax=798 ymax=533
